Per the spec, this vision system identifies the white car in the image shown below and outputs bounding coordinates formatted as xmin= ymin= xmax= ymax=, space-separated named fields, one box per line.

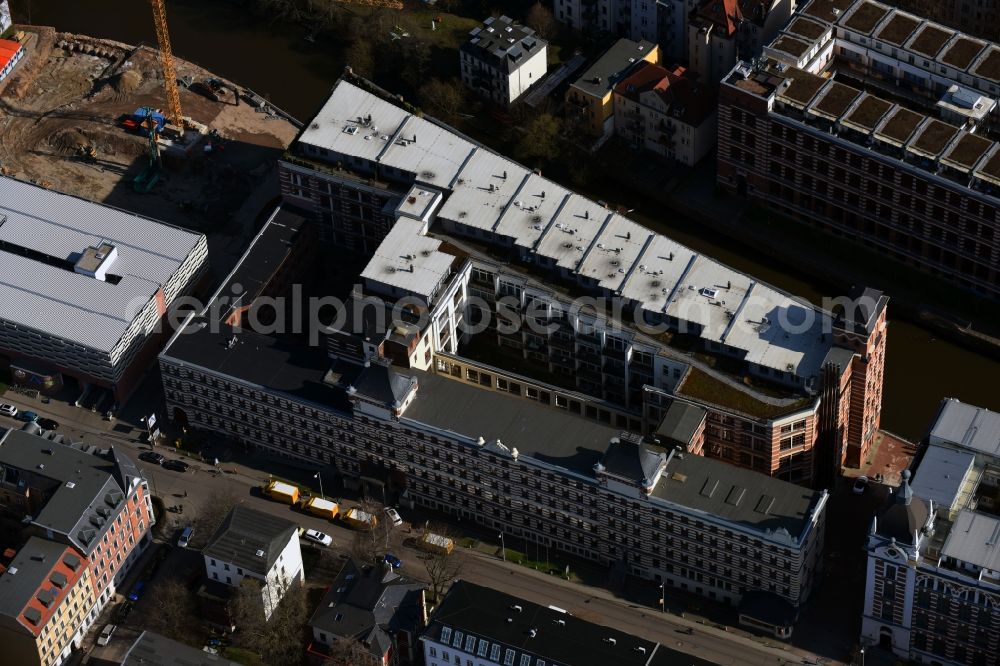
xmin=384 ymin=507 xmax=403 ymax=527
xmin=852 ymin=476 xmax=869 ymax=495
xmin=96 ymin=623 xmax=117 ymax=646
xmin=0 ymin=404 xmax=17 ymax=418
xmin=303 ymin=529 xmax=333 ymax=547
xmin=178 ymin=526 xmax=194 ymax=548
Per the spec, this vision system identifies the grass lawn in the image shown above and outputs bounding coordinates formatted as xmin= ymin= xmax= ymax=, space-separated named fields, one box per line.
xmin=393 ymin=9 xmax=479 ymax=50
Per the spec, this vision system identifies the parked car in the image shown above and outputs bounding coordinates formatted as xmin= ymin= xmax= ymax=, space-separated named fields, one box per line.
xmin=384 ymin=507 xmax=403 ymax=527
xmin=303 ymin=529 xmax=332 ymax=547
xmin=17 ymin=410 xmax=38 ymax=422
xmin=37 ymin=417 xmax=59 ymax=430
xmin=115 ymin=602 xmax=133 ymax=624
xmin=139 ymin=451 xmax=166 ymax=465
xmin=96 ymin=623 xmax=117 ymax=646
xmin=162 ymin=459 xmax=190 ymax=473
xmin=178 ymin=527 xmax=194 ymax=548
xmin=383 ymin=553 xmax=402 ymax=569
xmin=852 ymin=476 xmax=869 ymax=495
xmin=127 ymin=581 xmax=146 ymax=602
xmin=0 ymin=403 xmax=17 ymax=417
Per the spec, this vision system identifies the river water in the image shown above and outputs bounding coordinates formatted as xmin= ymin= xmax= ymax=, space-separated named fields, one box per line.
xmin=16 ymin=0 xmax=1000 ymax=440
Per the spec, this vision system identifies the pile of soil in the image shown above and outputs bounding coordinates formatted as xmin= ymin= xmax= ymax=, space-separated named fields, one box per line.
xmin=49 ymin=128 xmax=90 ymax=155
xmin=111 ymin=69 xmax=142 ymax=100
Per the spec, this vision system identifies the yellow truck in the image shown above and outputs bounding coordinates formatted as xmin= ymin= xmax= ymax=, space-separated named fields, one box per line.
xmin=418 ymin=532 xmax=454 ymax=556
xmin=263 ymin=480 xmax=299 ymax=505
xmin=300 ymin=496 xmax=339 ymax=520
xmin=343 ymin=507 xmax=377 ymax=531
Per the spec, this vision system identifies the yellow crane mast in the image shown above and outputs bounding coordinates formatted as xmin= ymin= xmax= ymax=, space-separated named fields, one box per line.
xmin=149 ymin=0 xmax=184 ymax=128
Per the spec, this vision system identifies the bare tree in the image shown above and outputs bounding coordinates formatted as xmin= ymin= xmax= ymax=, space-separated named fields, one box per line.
xmin=344 ymin=39 xmax=376 ymax=79
xmin=417 ymin=78 xmax=467 ymax=124
xmin=422 ymin=524 xmax=464 ymax=604
xmin=323 ymin=637 xmax=371 ymax=666
xmin=350 ymin=499 xmax=390 ymax=564
xmin=231 ymin=577 xmax=310 ymax=664
xmin=191 ymin=488 xmax=238 ymax=549
xmin=144 ymin=579 xmax=194 ymax=635
xmin=526 ymin=2 xmax=557 ymax=40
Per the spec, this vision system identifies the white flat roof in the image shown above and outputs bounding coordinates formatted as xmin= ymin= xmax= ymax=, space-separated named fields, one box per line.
xmin=436 ymin=149 xmax=529 ymax=232
xmin=318 ymin=79 xmax=839 ymax=380
xmin=494 ymin=174 xmax=572 ymax=251
xmin=361 ymin=218 xmax=454 ymax=301
xmin=929 ymin=398 xmax=1000 ymax=457
xmin=0 ymin=176 xmax=203 ymax=353
xmin=666 ymin=255 xmax=754 ymax=341
xmin=379 ymin=115 xmax=477 ymax=189
xmin=576 ymin=216 xmax=653 ymax=293
xmin=535 ymin=194 xmax=612 ymax=271
xmin=299 ymin=82 xmax=410 ymax=163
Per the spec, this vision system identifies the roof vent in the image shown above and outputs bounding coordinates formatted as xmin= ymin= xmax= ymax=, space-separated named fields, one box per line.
xmin=512 ymin=604 xmax=523 ymax=612
xmin=256 ymin=549 xmax=265 ymax=557
xmin=529 ymin=628 xmax=537 ymax=637
xmin=554 ymin=619 xmax=565 ymax=626
xmin=606 ymin=638 xmax=617 ymax=646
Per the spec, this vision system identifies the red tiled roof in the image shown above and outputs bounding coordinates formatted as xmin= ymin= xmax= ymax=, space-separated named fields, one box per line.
xmin=698 ymin=0 xmax=768 ymax=36
xmin=614 ymin=61 xmax=715 ymax=126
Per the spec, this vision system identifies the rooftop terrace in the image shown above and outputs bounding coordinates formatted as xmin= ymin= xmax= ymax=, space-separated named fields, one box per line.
xmin=811 ymin=82 xmax=862 ymax=119
xmin=842 ymin=1 xmax=889 ymax=34
xmin=874 ymin=107 xmax=924 ymax=146
xmin=874 ymin=12 xmax=920 ymax=46
xmin=907 ymin=24 xmax=952 ymax=58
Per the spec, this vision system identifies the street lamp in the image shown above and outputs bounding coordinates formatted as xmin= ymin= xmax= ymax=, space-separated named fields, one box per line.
xmin=499 ymin=532 xmax=506 ymax=562
xmin=314 ymin=472 xmax=324 ymax=499
xmin=660 ymin=582 xmax=666 ymax=614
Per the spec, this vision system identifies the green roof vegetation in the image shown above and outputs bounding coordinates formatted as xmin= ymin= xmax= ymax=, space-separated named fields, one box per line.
xmin=677 ymin=367 xmax=811 ymax=419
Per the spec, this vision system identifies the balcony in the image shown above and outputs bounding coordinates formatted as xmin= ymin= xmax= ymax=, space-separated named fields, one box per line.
xmin=602 ymin=345 xmax=628 ymax=361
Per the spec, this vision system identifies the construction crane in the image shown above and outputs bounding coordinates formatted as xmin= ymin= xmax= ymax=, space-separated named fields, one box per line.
xmin=149 ymin=0 xmax=183 ymax=128
xmin=335 ymin=0 xmax=405 ymax=10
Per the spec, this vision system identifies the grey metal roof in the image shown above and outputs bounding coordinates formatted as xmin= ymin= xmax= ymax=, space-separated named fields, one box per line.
xmin=461 ymin=15 xmax=546 ymax=74
xmin=941 ymin=510 xmax=1000 ymax=571
xmin=0 ymin=175 xmax=204 ymax=353
xmin=910 ymin=443 xmax=975 ymax=510
xmin=349 ymin=360 xmax=417 ymax=409
xmin=0 ymin=537 xmax=74 ymax=628
xmin=0 ymin=428 xmax=140 ymax=556
xmin=652 ymin=450 xmax=822 ymax=540
xmin=425 ymin=580 xmax=660 ymax=666
xmin=655 ymin=401 xmax=706 ymax=446
xmin=600 ymin=435 xmax=666 ymax=486
xmin=122 ymin=630 xmax=239 ymax=666
xmin=928 ymin=398 xmax=1000 ymax=458
xmin=570 ymin=38 xmax=657 ymax=99
xmin=401 ymin=370 xmax=621 ymax=476
xmin=203 ymin=506 xmax=299 ymax=576
xmin=310 ymin=558 xmax=425 ymax=659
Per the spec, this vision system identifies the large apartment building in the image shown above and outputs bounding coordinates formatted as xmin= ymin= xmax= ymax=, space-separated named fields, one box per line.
xmin=160 ymin=204 xmax=829 ymax=624
xmin=718 ymin=0 xmax=1000 ymax=300
xmin=459 ymin=15 xmax=548 ymax=105
xmin=277 ymin=76 xmax=887 ymax=481
xmin=422 ymin=580 xmax=720 ymax=666
xmin=565 ymin=38 xmax=660 ymax=138
xmin=0 ymin=176 xmax=208 ymax=402
xmin=0 ymin=425 xmax=154 ymax=665
xmin=0 ymin=538 xmax=95 ymax=666
xmin=862 ymin=399 xmax=1000 ymax=665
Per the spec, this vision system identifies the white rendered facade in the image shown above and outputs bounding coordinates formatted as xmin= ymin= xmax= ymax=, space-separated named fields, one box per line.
xmin=204 ymin=532 xmax=304 ymax=621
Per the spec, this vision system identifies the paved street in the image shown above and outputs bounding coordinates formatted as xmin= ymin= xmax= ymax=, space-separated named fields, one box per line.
xmin=0 ymin=384 xmax=844 ymax=666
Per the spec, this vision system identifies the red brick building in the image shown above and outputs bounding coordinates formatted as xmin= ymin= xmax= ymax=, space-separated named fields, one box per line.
xmin=0 ymin=427 xmax=154 ymax=665
xmin=717 ymin=0 xmax=1000 ymax=300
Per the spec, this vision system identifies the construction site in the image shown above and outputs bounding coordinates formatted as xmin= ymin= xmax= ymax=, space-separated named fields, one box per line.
xmin=0 ymin=19 xmax=299 ymax=243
